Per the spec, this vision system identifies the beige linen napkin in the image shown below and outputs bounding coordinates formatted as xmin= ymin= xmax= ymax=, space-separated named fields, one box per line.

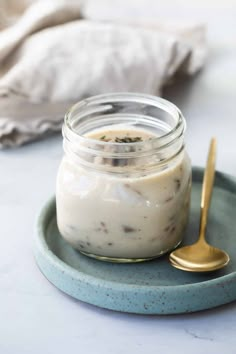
xmin=0 ymin=0 xmax=206 ymax=147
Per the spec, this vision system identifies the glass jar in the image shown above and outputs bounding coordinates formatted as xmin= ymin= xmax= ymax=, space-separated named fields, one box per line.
xmin=56 ymin=93 xmax=191 ymax=263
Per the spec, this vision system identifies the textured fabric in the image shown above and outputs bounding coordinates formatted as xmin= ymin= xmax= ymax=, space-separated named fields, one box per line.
xmin=0 ymin=0 xmax=206 ymax=147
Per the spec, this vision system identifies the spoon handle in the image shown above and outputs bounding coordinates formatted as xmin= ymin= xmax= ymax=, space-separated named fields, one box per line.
xmin=199 ymin=138 xmax=217 ymax=242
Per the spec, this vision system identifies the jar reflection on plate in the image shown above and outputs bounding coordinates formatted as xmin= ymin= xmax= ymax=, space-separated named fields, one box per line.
xmin=56 ymin=93 xmax=191 ymax=263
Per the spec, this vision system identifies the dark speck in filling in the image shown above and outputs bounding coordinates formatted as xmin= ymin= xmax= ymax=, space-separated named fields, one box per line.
xmin=124 ymin=184 xmax=143 ymax=197
xmin=115 ymin=136 xmax=143 ymax=143
xmin=165 ymin=196 xmax=174 ymax=203
xmin=99 ymin=222 xmax=109 ymax=234
xmin=107 ymin=242 xmax=113 ymax=246
xmin=164 ymin=225 xmax=170 ymax=232
xmin=174 ymin=178 xmax=181 ymax=192
xmin=79 ymin=244 xmax=84 ymax=249
xmin=86 ymin=242 xmax=91 ymax=246
xmin=122 ymin=225 xmax=137 ymax=233
xmin=171 ymin=226 xmax=176 ymax=233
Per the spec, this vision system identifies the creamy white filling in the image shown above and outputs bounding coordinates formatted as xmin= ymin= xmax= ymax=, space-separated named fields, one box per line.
xmin=56 ymin=128 xmax=191 ymax=259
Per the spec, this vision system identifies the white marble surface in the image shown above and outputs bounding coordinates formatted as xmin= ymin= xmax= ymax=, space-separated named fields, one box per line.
xmin=1 ymin=1 xmax=236 ymax=353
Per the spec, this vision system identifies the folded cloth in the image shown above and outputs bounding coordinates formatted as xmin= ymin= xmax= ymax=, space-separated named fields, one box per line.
xmin=0 ymin=0 xmax=206 ymax=147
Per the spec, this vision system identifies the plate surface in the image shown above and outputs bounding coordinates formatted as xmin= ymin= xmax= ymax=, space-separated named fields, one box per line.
xmin=34 ymin=167 xmax=236 ymax=314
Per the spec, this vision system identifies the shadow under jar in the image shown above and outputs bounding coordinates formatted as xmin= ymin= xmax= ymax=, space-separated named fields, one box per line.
xmin=56 ymin=93 xmax=191 ymax=263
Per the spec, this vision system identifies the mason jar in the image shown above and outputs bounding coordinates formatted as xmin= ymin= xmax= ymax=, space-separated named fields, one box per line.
xmin=56 ymin=93 xmax=191 ymax=263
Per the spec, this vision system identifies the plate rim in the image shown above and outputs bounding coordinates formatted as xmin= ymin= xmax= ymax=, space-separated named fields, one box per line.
xmin=35 ymin=166 xmax=236 ymax=292
xmin=34 ymin=167 xmax=236 ymax=314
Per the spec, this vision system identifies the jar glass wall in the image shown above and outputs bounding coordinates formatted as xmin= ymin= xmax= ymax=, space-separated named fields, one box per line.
xmin=56 ymin=93 xmax=191 ymax=262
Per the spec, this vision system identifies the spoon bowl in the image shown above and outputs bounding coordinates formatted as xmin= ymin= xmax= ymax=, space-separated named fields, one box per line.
xmin=169 ymin=242 xmax=230 ymax=272
xmin=169 ymin=138 xmax=230 ymax=272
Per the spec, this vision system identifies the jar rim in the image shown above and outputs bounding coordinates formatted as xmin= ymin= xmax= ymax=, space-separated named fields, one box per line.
xmin=64 ymin=92 xmax=185 ymax=147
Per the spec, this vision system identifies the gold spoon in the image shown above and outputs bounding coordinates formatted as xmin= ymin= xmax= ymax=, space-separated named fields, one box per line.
xmin=169 ymin=138 xmax=230 ymax=272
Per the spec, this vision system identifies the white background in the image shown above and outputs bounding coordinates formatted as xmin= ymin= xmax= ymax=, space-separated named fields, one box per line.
xmin=1 ymin=1 xmax=236 ymax=353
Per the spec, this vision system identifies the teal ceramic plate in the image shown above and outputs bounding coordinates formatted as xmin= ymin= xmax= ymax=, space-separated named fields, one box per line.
xmin=34 ymin=167 xmax=236 ymax=314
